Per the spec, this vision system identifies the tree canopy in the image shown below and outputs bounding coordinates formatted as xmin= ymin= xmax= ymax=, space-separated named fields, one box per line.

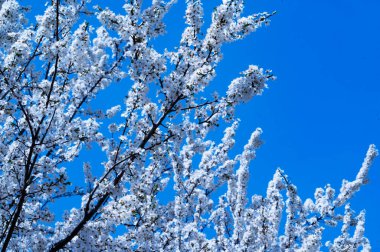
xmin=0 ymin=0 xmax=377 ymax=251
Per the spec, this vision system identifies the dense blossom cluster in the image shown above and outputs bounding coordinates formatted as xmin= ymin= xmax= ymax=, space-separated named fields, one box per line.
xmin=0 ymin=0 xmax=376 ymax=251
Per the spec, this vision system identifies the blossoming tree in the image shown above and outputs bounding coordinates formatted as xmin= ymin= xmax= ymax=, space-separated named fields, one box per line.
xmin=0 ymin=0 xmax=377 ymax=251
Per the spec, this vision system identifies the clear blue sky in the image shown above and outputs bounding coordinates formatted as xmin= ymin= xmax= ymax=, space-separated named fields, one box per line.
xmin=25 ymin=0 xmax=380 ymax=248
xmin=220 ymin=0 xmax=380 ymax=247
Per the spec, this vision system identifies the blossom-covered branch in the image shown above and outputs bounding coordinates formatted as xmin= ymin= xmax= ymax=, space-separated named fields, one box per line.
xmin=0 ymin=0 xmax=376 ymax=251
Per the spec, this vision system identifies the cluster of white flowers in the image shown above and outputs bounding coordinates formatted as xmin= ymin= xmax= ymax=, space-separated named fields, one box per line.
xmin=227 ymin=65 xmax=272 ymax=104
xmin=0 ymin=0 xmax=376 ymax=251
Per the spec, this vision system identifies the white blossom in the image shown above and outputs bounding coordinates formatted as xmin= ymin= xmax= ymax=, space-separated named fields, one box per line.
xmin=0 ymin=0 xmax=376 ymax=251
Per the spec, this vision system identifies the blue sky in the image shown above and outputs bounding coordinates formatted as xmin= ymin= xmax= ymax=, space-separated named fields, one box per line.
xmin=224 ymin=0 xmax=380 ymax=246
xmin=24 ymin=0 xmax=380 ymax=248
